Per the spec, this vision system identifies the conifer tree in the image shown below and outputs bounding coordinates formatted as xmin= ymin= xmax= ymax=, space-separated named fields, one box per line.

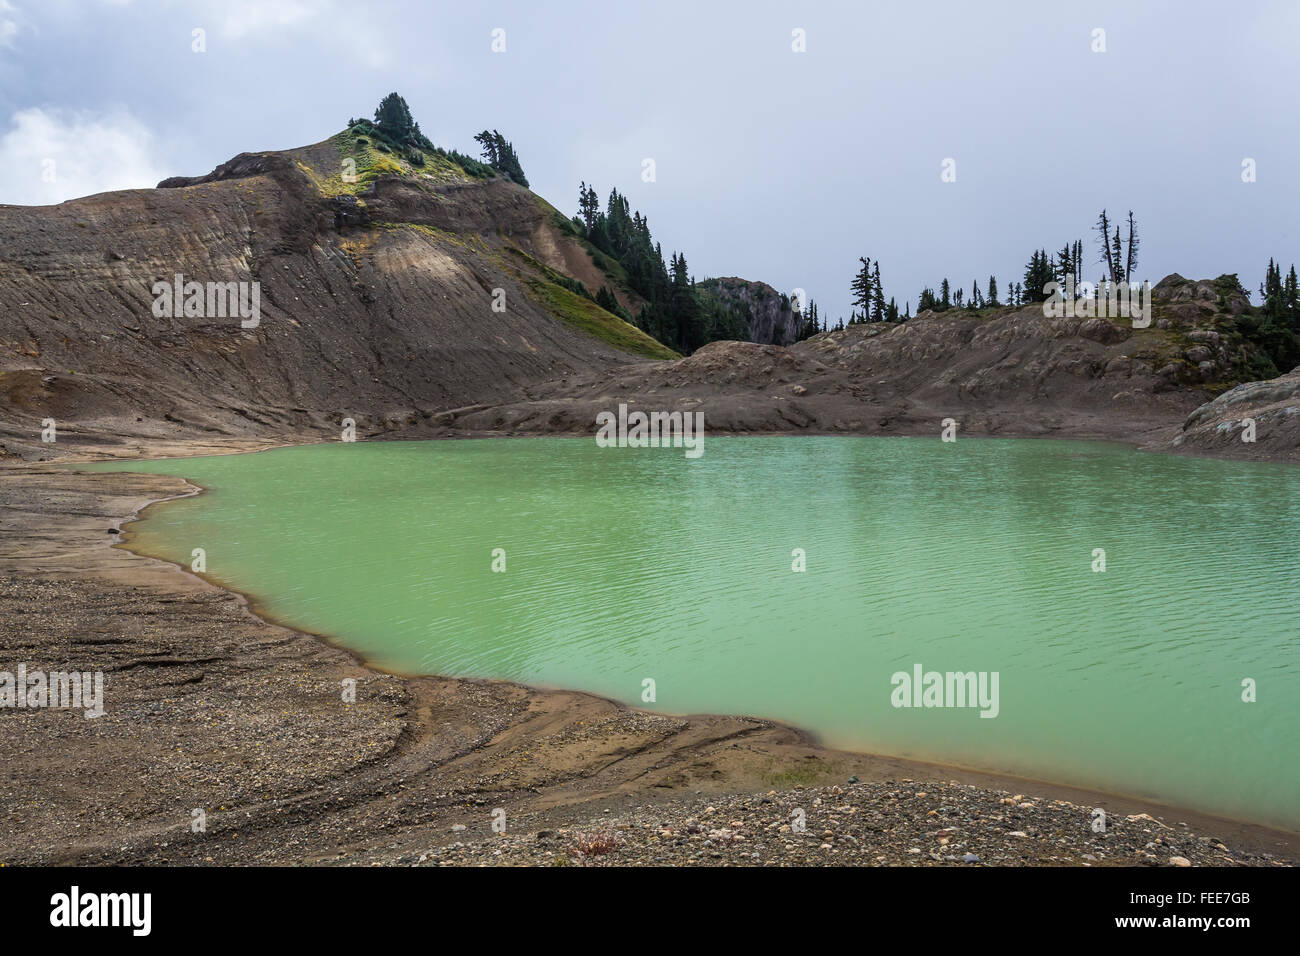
xmin=851 ymin=258 xmax=874 ymax=316
xmin=1056 ymin=245 xmax=1073 ymax=283
xmin=374 ymin=92 xmax=416 ymax=141
xmin=475 ymin=130 xmax=529 ymax=186
xmin=871 ymin=261 xmax=886 ymax=322
xmin=1023 ymin=249 xmax=1055 ymax=303
xmin=578 ymin=182 xmax=599 ymax=233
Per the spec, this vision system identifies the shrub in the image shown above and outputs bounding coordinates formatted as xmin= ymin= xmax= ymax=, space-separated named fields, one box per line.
xmin=571 ymin=830 xmax=621 ymax=856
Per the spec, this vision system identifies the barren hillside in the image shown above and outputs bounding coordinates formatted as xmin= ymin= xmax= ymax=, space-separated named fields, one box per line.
xmin=0 ymin=129 xmax=671 ymax=460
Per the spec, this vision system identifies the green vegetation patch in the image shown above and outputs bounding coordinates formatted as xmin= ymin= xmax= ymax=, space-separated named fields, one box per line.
xmin=297 ymin=126 xmax=493 ymax=198
xmin=374 ymin=221 xmax=487 ymax=252
xmin=761 ymin=757 xmax=832 ymax=788
xmin=523 ymin=275 xmax=678 ymax=360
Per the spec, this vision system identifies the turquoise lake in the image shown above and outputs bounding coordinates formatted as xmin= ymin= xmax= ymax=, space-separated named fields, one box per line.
xmin=90 ymin=436 xmax=1300 ymax=829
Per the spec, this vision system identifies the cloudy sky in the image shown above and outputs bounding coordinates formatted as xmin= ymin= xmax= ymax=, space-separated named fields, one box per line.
xmin=1 ymin=0 xmax=1296 ymax=320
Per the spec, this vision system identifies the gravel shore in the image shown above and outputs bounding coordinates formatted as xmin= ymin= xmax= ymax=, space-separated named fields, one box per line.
xmin=401 ymin=781 xmax=1292 ymax=868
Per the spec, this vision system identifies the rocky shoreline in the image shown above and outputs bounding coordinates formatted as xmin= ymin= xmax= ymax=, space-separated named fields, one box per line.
xmin=407 ymin=782 xmax=1292 ymax=868
xmin=0 ymin=442 xmax=1296 ymax=867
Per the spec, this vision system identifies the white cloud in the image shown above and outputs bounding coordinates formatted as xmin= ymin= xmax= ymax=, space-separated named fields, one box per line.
xmin=0 ymin=0 xmax=23 ymax=48
xmin=189 ymin=0 xmax=388 ymax=68
xmin=210 ymin=0 xmax=317 ymax=40
xmin=0 ymin=107 xmax=170 ymax=205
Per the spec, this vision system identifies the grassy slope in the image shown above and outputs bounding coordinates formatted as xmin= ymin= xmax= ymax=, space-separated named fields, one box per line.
xmin=521 ymin=274 xmax=678 ymax=360
xmin=503 ymin=247 xmax=677 ymax=360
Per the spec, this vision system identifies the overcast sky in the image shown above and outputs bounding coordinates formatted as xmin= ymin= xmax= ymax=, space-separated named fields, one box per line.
xmin=1 ymin=0 xmax=1297 ymax=320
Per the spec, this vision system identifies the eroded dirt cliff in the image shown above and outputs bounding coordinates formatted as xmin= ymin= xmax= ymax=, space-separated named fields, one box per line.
xmin=0 ymin=132 xmax=669 ymax=460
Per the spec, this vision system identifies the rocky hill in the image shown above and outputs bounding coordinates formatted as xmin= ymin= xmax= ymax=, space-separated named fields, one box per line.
xmin=0 ymin=126 xmax=672 ymax=459
xmin=695 ymin=276 xmax=802 ymax=346
xmin=435 ymin=275 xmax=1290 ymax=452
xmin=1 ymin=123 xmax=1295 ymax=462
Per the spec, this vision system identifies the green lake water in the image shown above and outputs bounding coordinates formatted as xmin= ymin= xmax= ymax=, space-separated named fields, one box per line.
xmin=88 ymin=437 xmax=1300 ymax=829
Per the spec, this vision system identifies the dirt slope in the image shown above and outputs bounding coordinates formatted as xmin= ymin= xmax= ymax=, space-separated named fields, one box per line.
xmin=0 ymin=134 xmax=668 ymax=460
xmin=435 ymin=302 xmax=1212 ymax=444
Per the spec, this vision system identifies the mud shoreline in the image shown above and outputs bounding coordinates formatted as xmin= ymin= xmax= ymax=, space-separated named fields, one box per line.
xmin=1 ymin=436 xmax=1295 ymax=867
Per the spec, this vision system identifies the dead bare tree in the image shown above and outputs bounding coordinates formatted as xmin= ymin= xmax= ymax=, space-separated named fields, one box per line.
xmin=1125 ymin=210 xmax=1140 ymax=283
xmin=1096 ymin=209 xmax=1117 ymax=283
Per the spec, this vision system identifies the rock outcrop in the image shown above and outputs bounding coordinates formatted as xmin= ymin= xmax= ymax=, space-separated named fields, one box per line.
xmin=1168 ymin=367 xmax=1300 ymax=461
xmin=695 ymin=276 xmax=801 ymax=346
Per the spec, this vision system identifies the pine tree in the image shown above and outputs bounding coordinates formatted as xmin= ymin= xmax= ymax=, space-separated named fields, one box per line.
xmin=851 ymin=258 xmax=874 ymax=316
xmin=1260 ymin=258 xmax=1283 ymax=319
xmin=803 ymin=300 xmax=820 ymax=338
xmin=473 ymin=130 xmax=499 ymax=165
xmin=1056 ymin=245 xmax=1073 ymax=284
xmin=987 ymin=274 xmax=999 ymax=307
xmin=594 ymin=285 xmax=622 ymax=315
xmin=374 ymin=92 xmax=416 ymax=141
xmin=871 ymin=261 xmax=886 ymax=322
xmin=577 ymin=182 xmax=599 ymax=233
xmin=939 ymin=278 xmax=951 ymax=311
xmin=475 ymin=130 xmax=528 ymax=187
xmin=1023 ymin=249 xmax=1055 ymax=303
